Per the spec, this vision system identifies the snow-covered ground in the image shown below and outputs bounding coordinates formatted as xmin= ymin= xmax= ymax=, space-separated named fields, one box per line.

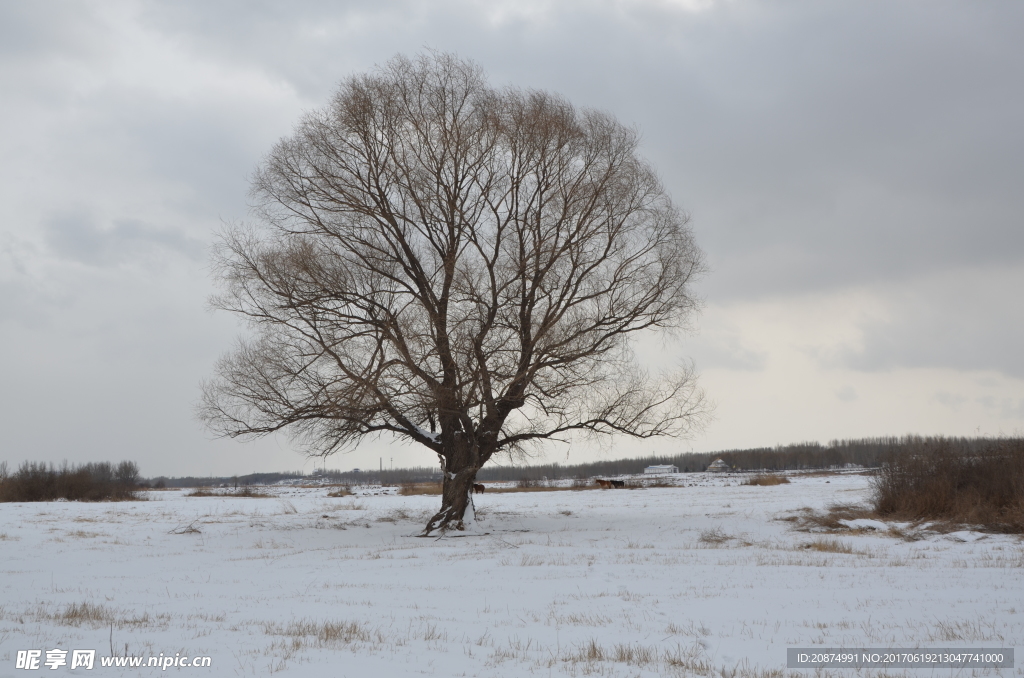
xmin=1 ymin=472 xmax=1021 ymax=677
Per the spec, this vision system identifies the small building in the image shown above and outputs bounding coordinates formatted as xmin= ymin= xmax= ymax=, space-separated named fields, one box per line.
xmin=707 ymin=458 xmax=730 ymax=473
xmin=644 ymin=464 xmax=678 ymax=474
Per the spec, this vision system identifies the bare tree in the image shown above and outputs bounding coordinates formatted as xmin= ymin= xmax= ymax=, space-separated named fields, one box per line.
xmin=200 ymin=52 xmax=709 ymax=534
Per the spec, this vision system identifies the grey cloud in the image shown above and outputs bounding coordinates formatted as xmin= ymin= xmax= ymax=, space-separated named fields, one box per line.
xmin=0 ymin=2 xmax=104 ymax=61
xmin=835 ymin=268 xmax=1024 ymax=378
xmin=44 ymin=214 xmax=203 ymax=265
xmin=836 ymin=386 xmax=857 ymax=403
xmin=686 ymin=330 xmax=768 ymax=372
xmin=130 ymin=0 xmax=1024 ymax=299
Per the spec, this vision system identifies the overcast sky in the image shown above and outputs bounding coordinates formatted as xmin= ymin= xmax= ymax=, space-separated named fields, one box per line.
xmin=2 ymin=0 xmax=1022 ymax=477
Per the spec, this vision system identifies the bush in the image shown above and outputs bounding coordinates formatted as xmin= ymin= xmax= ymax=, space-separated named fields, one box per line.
xmin=0 ymin=461 xmax=142 ymax=502
xmin=872 ymin=437 xmax=1024 ymax=532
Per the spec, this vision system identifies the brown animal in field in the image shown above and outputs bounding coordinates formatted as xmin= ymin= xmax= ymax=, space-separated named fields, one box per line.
xmin=611 ymin=480 xmax=625 ymax=488
xmin=596 ymin=479 xmax=612 ymax=489
xmin=472 ymin=483 xmax=486 ymax=494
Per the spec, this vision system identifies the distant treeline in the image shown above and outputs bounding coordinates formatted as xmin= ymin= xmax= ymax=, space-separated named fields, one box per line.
xmin=146 ymin=436 xmax=1022 ymax=487
xmin=150 ymin=468 xmax=443 ymax=488
xmin=478 ymin=437 xmax=905 ymax=481
xmin=0 ymin=461 xmax=141 ymax=502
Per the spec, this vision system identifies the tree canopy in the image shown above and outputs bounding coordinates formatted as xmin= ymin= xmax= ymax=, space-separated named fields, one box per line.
xmin=200 ymin=52 xmax=709 ymax=532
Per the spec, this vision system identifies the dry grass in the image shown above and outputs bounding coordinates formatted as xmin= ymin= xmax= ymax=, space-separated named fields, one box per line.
xmin=20 ymin=602 xmax=169 ymax=630
xmin=486 ymin=485 xmax=597 ymax=494
xmin=564 ymin=639 xmax=713 ymax=671
xmin=169 ymin=520 xmax=202 ymax=534
xmin=326 ymin=486 xmax=352 ymax=497
xmin=799 ymin=538 xmax=854 ymax=554
xmin=187 ymin=487 xmax=271 ymax=498
xmin=786 ymin=503 xmax=875 ymax=532
xmin=376 ymin=508 xmax=412 ymax=523
xmin=698 ymin=527 xmax=732 ymax=545
xmin=58 ymin=602 xmax=114 ymax=625
xmin=743 ymin=474 xmax=790 ymax=486
xmin=263 ymin=619 xmax=382 ymax=647
xmin=398 ymin=482 xmax=442 ymax=495
xmin=66 ymin=530 xmax=102 ymax=538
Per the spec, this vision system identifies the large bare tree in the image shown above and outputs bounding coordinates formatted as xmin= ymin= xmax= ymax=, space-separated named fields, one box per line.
xmin=200 ymin=52 xmax=709 ymax=534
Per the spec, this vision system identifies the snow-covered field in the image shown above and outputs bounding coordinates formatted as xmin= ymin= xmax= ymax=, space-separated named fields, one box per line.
xmin=1 ymin=472 xmax=1021 ymax=677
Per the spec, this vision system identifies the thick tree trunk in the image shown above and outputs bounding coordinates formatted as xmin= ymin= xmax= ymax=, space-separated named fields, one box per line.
xmin=423 ymin=468 xmax=477 ymax=534
xmin=424 ymin=437 xmax=480 ymax=534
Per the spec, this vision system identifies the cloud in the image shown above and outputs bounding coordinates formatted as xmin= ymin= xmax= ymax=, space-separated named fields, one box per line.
xmin=836 ymin=266 xmax=1024 ymax=378
xmin=43 ymin=214 xmax=203 ymax=266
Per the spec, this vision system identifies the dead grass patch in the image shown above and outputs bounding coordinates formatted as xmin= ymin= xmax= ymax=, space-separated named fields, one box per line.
xmin=57 ymin=602 xmax=114 ymax=625
xmin=169 ymin=520 xmax=202 ymax=534
xmin=743 ymin=474 xmax=790 ymax=486
xmin=29 ymin=602 xmax=170 ymax=630
xmin=66 ymin=530 xmax=102 ymax=538
xmin=564 ymin=640 xmax=693 ymax=670
xmin=326 ymin=487 xmax=352 ymax=497
xmin=799 ymin=538 xmax=855 ymax=554
xmin=187 ymin=487 xmax=272 ymax=498
xmin=698 ymin=527 xmax=732 ymax=545
xmin=263 ymin=619 xmax=385 ymax=647
xmin=785 ymin=504 xmax=876 ymax=532
xmin=486 ymin=485 xmax=595 ymax=493
xmin=398 ymin=482 xmax=442 ymax=495
xmin=376 ymin=508 xmax=412 ymax=523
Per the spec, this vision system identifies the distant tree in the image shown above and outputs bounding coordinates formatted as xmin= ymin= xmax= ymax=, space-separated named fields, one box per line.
xmin=199 ymin=52 xmax=709 ymax=533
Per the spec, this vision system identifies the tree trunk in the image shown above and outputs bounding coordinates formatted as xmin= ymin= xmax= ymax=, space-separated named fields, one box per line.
xmin=424 ymin=447 xmax=479 ymax=534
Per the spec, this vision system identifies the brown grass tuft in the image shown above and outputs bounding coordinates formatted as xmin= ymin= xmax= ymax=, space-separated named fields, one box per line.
xmin=698 ymin=527 xmax=732 ymax=545
xmin=59 ymin=602 xmax=113 ymax=625
xmin=799 ymin=538 xmax=854 ymax=554
xmin=264 ymin=619 xmax=383 ymax=647
xmin=398 ymin=482 xmax=442 ymax=495
xmin=743 ymin=474 xmax=790 ymax=486
xmin=787 ymin=503 xmax=875 ymax=531
xmin=187 ymin=487 xmax=271 ymax=498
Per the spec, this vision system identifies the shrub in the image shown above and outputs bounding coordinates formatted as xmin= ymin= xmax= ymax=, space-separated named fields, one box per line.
xmin=871 ymin=437 xmax=1024 ymax=532
xmin=0 ymin=461 xmax=142 ymax=502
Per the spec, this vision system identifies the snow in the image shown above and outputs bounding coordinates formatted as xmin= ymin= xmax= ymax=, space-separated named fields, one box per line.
xmin=838 ymin=518 xmax=890 ymax=531
xmin=408 ymin=424 xmax=440 ymax=443
xmin=1 ymin=472 xmax=1021 ymax=677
